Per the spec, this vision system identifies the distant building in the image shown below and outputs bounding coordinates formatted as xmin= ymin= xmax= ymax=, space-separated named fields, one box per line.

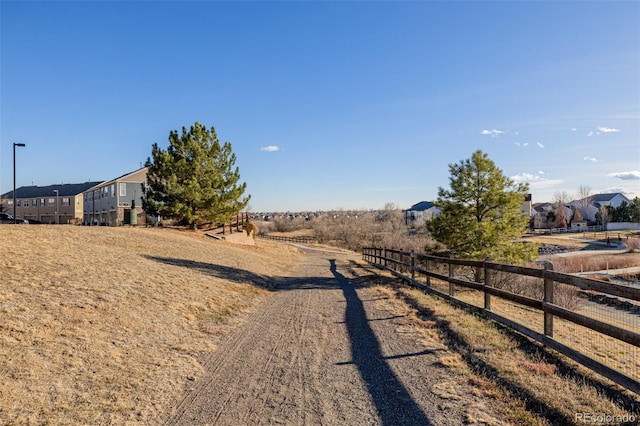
xmin=1 ymin=182 xmax=103 ymax=224
xmin=405 ymin=201 xmax=440 ymax=225
xmin=522 ymin=194 xmax=533 ymax=217
xmin=83 ymin=167 xmax=147 ymax=226
xmin=569 ymin=192 xmax=631 ymax=222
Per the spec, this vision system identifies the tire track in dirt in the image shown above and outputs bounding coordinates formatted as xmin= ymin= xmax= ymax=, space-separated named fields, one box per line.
xmin=164 ymin=249 xmax=494 ymax=425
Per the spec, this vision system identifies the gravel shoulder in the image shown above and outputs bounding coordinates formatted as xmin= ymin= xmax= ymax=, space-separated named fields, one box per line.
xmin=164 ymin=247 xmax=500 ymax=426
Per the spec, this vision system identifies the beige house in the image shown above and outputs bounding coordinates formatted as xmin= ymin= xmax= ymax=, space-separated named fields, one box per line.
xmin=1 ymin=181 xmax=103 ymax=224
xmin=83 ymin=168 xmax=147 ymax=226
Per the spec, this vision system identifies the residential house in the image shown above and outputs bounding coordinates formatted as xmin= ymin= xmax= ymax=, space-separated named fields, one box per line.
xmin=83 ymin=167 xmax=147 ymax=226
xmin=522 ymin=193 xmax=533 ymax=217
xmin=532 ymin=202 xmax=573 ymax=229
xmin=405 ymin=201 xmax=440 ymax=225
xmin=570 ymin=192 xmax=631 ymax=222
xmin=1 ymin=182 xmax=103 ymax=224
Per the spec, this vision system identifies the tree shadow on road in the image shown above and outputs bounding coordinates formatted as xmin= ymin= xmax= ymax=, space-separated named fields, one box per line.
xmin=330 ymin=259 xmax=433 ymax=426
xmin=143 ymin=255 xmax=275 ymax=288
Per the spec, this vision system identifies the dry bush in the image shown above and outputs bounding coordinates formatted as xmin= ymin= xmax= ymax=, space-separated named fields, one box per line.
xmin=492 ymin=272 xmax=543 ymax=300
xmin=490 ymin=271 xmax=581 ymax=309
xmin=309 ymin=209 xmax=437 ymax=254
xmin=553 ymin=283 xmax=584 ymax=311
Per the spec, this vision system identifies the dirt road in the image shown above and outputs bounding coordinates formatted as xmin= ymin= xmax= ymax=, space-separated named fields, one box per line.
xmin=164 ymin=247 xmax=498 ymax=425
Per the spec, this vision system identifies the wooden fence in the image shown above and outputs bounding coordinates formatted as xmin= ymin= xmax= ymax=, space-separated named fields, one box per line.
xmin=258 ymin=234 xmax=315 ymax=244
xmin=214 ymin=212 xmax=250 ymax=235
xmin=362 ymin=247 xmax=640 ymax=395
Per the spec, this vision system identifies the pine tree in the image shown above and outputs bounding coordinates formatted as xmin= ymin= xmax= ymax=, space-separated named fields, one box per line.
xmin=142 ymin=122 xmax=250 ymax=230
xmin=426 ymin=150 xmax=537 ymax=265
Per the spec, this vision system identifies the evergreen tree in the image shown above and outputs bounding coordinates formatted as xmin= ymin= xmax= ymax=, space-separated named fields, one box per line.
xmin=572 ymin=206 xmax=583 ymax=222
xmin=142 ymin=122 xmax=250 ymax=230
xmin=426 ymin=150 xmax=537 ymax=265
xmin=631 ymin=197 xmax=640 ymax=222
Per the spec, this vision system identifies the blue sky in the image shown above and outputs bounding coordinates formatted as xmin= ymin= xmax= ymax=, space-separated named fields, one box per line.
xmin=1 ymin=1 xmax=638 ymax=212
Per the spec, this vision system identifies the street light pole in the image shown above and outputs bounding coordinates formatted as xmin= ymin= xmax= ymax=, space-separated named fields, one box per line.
xmin=54 ymin=189 xmax=59 ymax=224
xmin=13 ymin=143 xmax=26 ymax=224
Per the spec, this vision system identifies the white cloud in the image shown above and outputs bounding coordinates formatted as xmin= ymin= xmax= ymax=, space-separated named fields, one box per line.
xmin=528 ymin=179 xmax=564 ymax=189
xmin=599 ymin=186 xmax=638 ymax=199
xmin=536 ymin=142 xmax=544 ymax=149
xmin=511 ymin=171 xmax=547 ymax=183
xmin=583 ymin=156 xmax=599 ymax=163
xmin=571 ymin=128 xmax=578 ymax=132
xmin=588 ymin=126 xmax=621 ymax=137
xmin=607 ymin=171 xmax=640 ymax=180
xmin=512 ymin=173 xmax=540 ymax=182
xmin=511 ymin=171 xmax=563 ymax=191
xmin=481 ymin=129 xmax=506 ymax=137
xmin=260 ymin=145 xmax=280 ymax=152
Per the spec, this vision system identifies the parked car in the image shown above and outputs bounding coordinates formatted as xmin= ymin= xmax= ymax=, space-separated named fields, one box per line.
xmin=0 ymin=212 xmax=28 ymax=224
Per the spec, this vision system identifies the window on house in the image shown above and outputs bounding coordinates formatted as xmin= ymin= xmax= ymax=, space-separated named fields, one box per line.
xmin=16 ymin=200 xmax=21 ymax=207
xmin=62 ymin=198 xmax=70 ymax=206
xmin=48 ymin=198 xmax=55 ymax=206
xmin=7 ymin=200 xmax=13 ymax=206
xmin=23 ymin=200 xmax=29 ymax=207
xmin=119 ymin=183 xmax=126 ymax=197
xmin=111 ymin=184 xmax=115 ymax=197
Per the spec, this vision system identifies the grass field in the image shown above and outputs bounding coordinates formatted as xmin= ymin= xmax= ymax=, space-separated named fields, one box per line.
xmin=0 ymin=225 xmax=301 ymax=425
xmin=2 ymin=225 xmax=639 ymax=424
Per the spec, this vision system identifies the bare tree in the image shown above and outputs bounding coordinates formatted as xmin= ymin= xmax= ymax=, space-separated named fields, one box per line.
xmin=596 ymin=205 xmax=612 ymax=227
xmin=553 ymin=190 xmax=573 ymax=204
xmin=552 ymin=191 xmax=571 ymax=229
xmin=574 ymin=185 xmax=593 ymax=219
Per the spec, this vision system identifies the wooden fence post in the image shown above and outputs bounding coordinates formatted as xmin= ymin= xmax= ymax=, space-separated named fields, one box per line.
xmin=542 ymin=261 xmax=554 ymax=337
xmin=425 ymin=257 xmax=431 ymax=287
xmin=484 ymin=257 xmax=491 ymax=311
xmin=383 ymin=248 xmax=387 ymax=268
xmin=410 ymin=250 xmax=416 ymax=281
xmin=448 ymin=254 xmax=455 ymax=297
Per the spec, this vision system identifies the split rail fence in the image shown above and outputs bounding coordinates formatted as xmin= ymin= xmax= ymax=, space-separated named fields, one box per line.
xmin=362 ymin=247 xmax=640 ymax=395
xmin=258 ymin=234 xmax=315 ymax=244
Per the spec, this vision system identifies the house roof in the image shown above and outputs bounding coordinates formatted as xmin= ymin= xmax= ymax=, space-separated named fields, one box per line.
xmin=1 ymin=181 xmax=104 ymax=199
xmin=407 ymin=201 xmax=435 ymax=211
xmin=96 ymin=167 xmax=148 ymax=187
xmin=591 ymin=193 xmax=629 ymax=203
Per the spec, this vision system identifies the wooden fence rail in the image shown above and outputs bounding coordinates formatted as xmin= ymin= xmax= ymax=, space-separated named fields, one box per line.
xmin=362 ymin=247 xmax=640 ymax=395
xmin=258 ymin=234 xmax=315 ymax=244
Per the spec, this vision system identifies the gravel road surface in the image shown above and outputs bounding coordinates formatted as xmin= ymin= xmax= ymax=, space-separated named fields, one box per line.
xmin=164 ymin=247 xmax=499 ymax=425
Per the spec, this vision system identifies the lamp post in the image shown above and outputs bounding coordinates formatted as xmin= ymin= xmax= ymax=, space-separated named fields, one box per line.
xmin=54 ymin=189 xmax=59 ymax=224
xmin=13 ymin=143 xmax=26 ymax=224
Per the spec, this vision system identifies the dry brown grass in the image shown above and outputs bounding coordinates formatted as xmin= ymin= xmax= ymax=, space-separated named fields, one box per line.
xmin=0 ymin=225 xmax=302 ymax=425
xmin=552 ymin=252 xmax=640 ymax=274
xmin=346 ymin=262 xmax=640 ymax=425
